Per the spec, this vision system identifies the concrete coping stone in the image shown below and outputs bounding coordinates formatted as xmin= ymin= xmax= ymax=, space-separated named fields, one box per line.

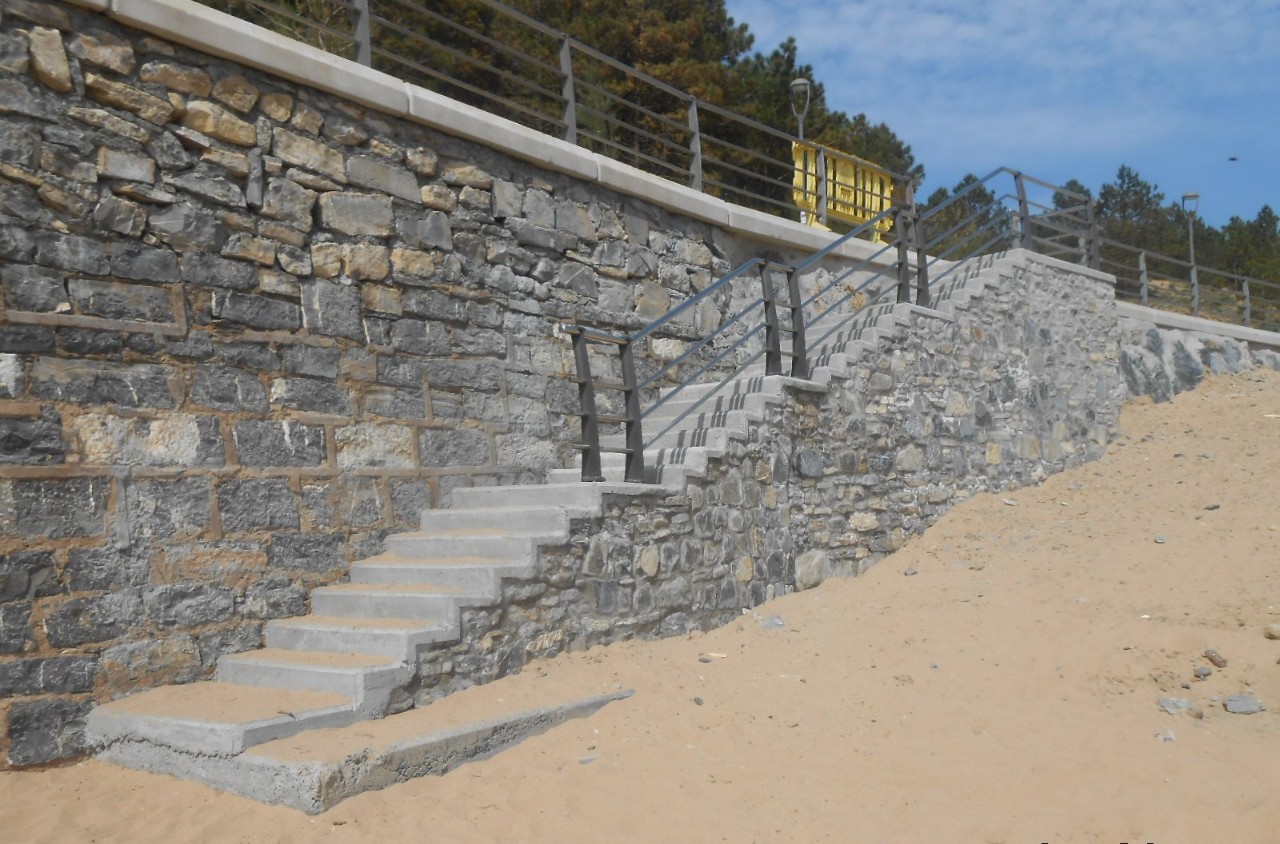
xmin=1116 ymin=301 xmax=1280 ymax=350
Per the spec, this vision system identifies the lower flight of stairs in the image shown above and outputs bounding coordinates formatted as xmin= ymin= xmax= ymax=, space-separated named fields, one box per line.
xmin=87 ymin=256 xmax=1004 ymax=804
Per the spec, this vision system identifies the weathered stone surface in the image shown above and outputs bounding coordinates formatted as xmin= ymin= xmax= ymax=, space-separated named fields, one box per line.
xmin=319 ymin=192 xmax=393 ymax=237
xmin=347 ymin=155 xmax=419 ymax=203
xmin=181 ymin=252 xmax=258 ymax=290
xmin=335 ymin=422 xmax=414 ymax=468
xmin=127 ymin=476 xmax=212 ymax=542
xmin=212 ymin=74 xmax=259 ymax=113
xmin=43 ymin=590 xmax=141 ymax=647
xmin=69 ymin=412 xmax=217 ymax=469
xmin=420 ymin=427 xmax=489 ymax=467
xmin=233 ymin=420 xmax=326 ymax=467
xmin=108 ymin=242 xmax=180 ymax=282
xmin=281 ymin=344 xmax=339 ymax=378
xmin=95 ymin=145 xmax=156 ymax=183
xmin=181 ymin=100 xmax=255 ymax=146
xmin=342 ymin=242 xmax=389 ymax=281
xmin=0 ymin=31 xmax=31 ymax=75
xmin=0 ymin=655 xmax=97 ymax=697
xmin=218 ymin=478 xmax=299 ymax=532
xmin=273 ymin=128 xmax=345 ymax=181
xmin=34 ymin=232 xmax=108 ymax=274
xmin=259 ymin=92 xmax=292 ymax=121
xmin=144 ymin=583 xmax=234 ymax=627
xmin=84 ymin=73 xmax=175 ymax=124
xmin=269 ymin=376 xmax=352 ymax=414
xmin=28 ymin=27 xmax=71 ymax=93
xmin=30 ymin=359 xmax=174 ymax=409
xmin=441 ymin=161 xmax=492 ymax=188
xmin=793 ymin=549 xmax=831 ymax=591
xmin=188 ymin=364 xmax=268 ymax=413
xmin=165 ymin=168 xmax=245 ymax=207
xmin=69 ymin=30 xmax=135 ymax=74
xmin=390 ymin=318 xmax=449 ymax=356
xmin=260 ymin=177 xmax=316 ymax=229
xmin=0 ymin=551 xmax=59 ymax=602
xmin=65 ymin=547 xmax=149 ymax=591
xmin=6 ymin=698 xmax=92 ymax=766
xmin=2 ymin=264 xmax=65 ymax=312
xmin=0 ymin=603 xmax=34 ymax=654
xmin=210 ymin=290 xmax=300 ymax=330
xmin=0 ymin=409 xmax=65 ymax=465
xmin=139 ymin=60 xmax=212 ymax=96
xmin=396 ymin=210 xmax=451 ymax=251
xmin=243 ymin=574 xmax=306 ymax=619
xmin=300 ymin=278 xmax=363 ymax=340
xmin=92 ymin=195 xmax=147 ymax=237
xmin=268 ymin=533 xmax=344 ymax=573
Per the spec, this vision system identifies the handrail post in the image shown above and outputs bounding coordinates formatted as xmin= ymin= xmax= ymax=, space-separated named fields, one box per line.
xmin=1243 ymin=279 xmax=1252 ymax=327
xmin=911 ymin=187 xmax=929 ymax=307
xmin=570 ymin=331 xmax=603 ymax=482
xmin=1014 ymin=172 xmax=1031 ymax=251
xmin=352 ymin=0 xmax=371 ymax=66
xmin=761 ymin=264 xmax=782 ymax=375
xmin=1190 ymin=263 xmax=1200 ymax=317
xmin=816 ymin=148 xmax=829 ymax=227
xmin=1138 ymin=250 xmax=1149 ymax=305
xmin=560 ymin=38 xmax=577 ymax=144
xmin=1086 ymin=199 xmax=1101 ymax=270
xmin=618 ymin=340 xmax=645 ymax=483
xmin=786 ymin=266 xmax=809 ymax=379
xmin=687 ymin=99 xmax=703 ymax=192
xmin=895 ymin=205 xmax=912 ymax=304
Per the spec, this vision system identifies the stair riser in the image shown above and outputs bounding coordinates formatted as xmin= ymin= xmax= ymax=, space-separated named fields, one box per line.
xmin=309 ymin=591 xmax=468 ymax=621
xmin=348 ymin=564 xmax=508 ymax=595
xmin=418 ymin=508 xmax=569 ymax=534
xmin=384 ymin=534 xmax=549 ymax=559
xmin=216 ymin=661 xmax=410 ymax=712
xmin=661 ymin=374 xmax=784 ymax=403
xmin=602 ymin=427 xmax=734 ymax=452
xmin=87 ymin=704 xmax=360 ymax=757
xmin=648 ymin=392 xmax=777 ymax=422
xmin=450 ymin=484 xmax=602 ymax=512
xmin=547 ymin=464 xmax=690 ymax=486
xmin=265 ymin=624 xmax=453 ymax=661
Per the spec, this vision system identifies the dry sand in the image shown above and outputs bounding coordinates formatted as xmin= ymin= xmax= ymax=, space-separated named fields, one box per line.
xmin=4 ymin=369 xmax=1279 ymax=844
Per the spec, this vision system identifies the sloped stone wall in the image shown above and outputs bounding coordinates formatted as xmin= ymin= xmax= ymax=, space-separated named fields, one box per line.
xmin=1117 ymin=313 xmax=1280 ymax=401
xmin=0 ymin=0 xmax=887 ymax=766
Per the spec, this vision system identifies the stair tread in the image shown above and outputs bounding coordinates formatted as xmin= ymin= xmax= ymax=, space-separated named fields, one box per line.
xmin=94 ymin=682 xmax=353 ymax=725
xmin=271 ymin=615 xmax=450 ymax=632
xmin=220 ymin=648 xmax=400 ymax=671
xmin=357 ymin=552 xmax=509 ymax=567
xmin=313 ymin=582 xmax=473 ymax=596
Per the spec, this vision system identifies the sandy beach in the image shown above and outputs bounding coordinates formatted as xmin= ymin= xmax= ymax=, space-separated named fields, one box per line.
xmin=4 ymin=369 xmax=1278 ymax=844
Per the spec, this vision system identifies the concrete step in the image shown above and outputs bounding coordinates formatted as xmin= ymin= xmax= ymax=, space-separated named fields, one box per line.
xmin=602 ymin=424 xmax=735 ymax=453
xmin=418 ymin=506 xmax=570 ymax=534
xmin=265 ymin=614 xmax=457 ymax=661
xmin=217 ymin=648 xmax=410 ymax=716
xmin=309 ymin=581 xmax=486 ymax=621
xmin=349 ymin=552 xmax=533 ymax=594
xmin=547 ymin=462 xmax=692 ymax=485
xmin=87 ymin=682 xmax=359 ymax=757
xmin=384 ymin=528 xmax=556 ymax=560
xmin=449 ymin=481 xmax=676 ymax=512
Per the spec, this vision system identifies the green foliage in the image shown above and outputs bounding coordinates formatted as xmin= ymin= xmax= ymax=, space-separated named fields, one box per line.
xmin=920 ymin=174 xmax=1010 ymax=258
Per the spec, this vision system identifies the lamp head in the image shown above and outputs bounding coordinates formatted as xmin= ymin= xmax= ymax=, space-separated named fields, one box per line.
xmin=789 ymin=77 xmax=812 ymax=118
xmin=1182 ymin=192 xmax=1200 ymax=212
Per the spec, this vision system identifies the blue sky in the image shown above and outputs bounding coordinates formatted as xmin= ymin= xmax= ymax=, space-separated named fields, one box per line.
xmin=724 ymin=0 xmax=1280 ymax=228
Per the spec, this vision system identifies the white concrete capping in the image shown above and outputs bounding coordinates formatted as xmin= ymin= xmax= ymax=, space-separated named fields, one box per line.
xmin=596 ymin=158 xmax=731 ymax=227
xmin=724 ymin=206 xmax=886 ymax=265
xmin=405 ymin=87 xmax=598 ymax=182
xmin=1115 ymin=302 xmax=1280 ymax=349
xmin=1019 ymin=249 xmax=1117 ymax=284
xmin=108 ymin=0 xmax=410 ymax=117
xmin=64 ymin=0 xmax=110 ymax=11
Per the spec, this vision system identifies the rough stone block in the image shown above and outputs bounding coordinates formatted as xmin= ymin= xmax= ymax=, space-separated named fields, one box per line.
xmin=0 ymin=408 xmax=65 ymax=465
xmin=243 ymin=574 xmax=306 ymax=619
xmin=281 ymin=344 xmax=339 ymax=378
xmin=139 ymin=60 xmax=213 ymax=97
xmin=0 ymin=325 xmax=54 ymax=353
xmin=420 ymin=427 xmax=490 ymax=467
xmin=126 ymin=476 xmax=213 ymax=543
xmin=0 ymin=655 xmax=97 ymax=697
xmin=150 ymin=204 xmax=228 ymax=254
xmin=319 ymin=192 xmax=393 ymax=237
xmin=268 ymin=533 xmax=345 ymax=573
xmin=389 ymin=478 xmax=433 ymax=524
xmin=84 ymin=73 xmax=174 ymax=124
xmin=300 ymin=278 xmax=363 ymax=340
xmin=0 ymin=602 xmax=34 ymax=654
xmin=0 ymin=225 xmax=36 ymax=262
xmin=67 ymin=277 xmax=174 ymax=322
xmin=182 ymin=100 xmax=256 ymax=146
xmin=269 ymin=376 xmax=352 ymax=414
xmin=210 ymin=290 xmax=301 ymax=330
xmin=273 ymin=129 xmax=345 ymax=181
xmin=218 ymin=478 xmax=300 ymax=532
xmin=212 ymin=74 xmax=260 ymax=113
xmin=74 ymin=412 xmax=224 ymax=467
xmin=390 ymin=318 xmax=450 ymax=356
xmin=34 ymin=232 xmax=108 ymax=275
xmin=233 ymin=421 xmax=326 ymax=467
xmin=6 ymin=698 xmax=92 ymax=766
xmin=69 ymin=30 xmax=135 ymax=74
xmin=165 ymin=169 xmax=246 ymax=207
xmin=335 ymin=423 xmax=414 ymax=469
xmin=96 ymin=146 xmax=155 ymax=182
xmin=0 ymin=550 xmax=58 ymax=602
xmin=144 ymin=583 xmax=235 ymax=628
xmin=364 ymin=384 xmax=425 ymax=419
xmin=43 ymin=590 xmax=141 ymax=647
xmin=181 ymin=251 xmax=256 ymax=289
xmin=12 ymin=477 xmax=108 ymax=538
xmin=1 ymin=263 xmax=67 ymax=312
xmin=65 ymin=547 xmax=149 ymax=591
xmin=29 ymin=359 xmax=175 ymax=409
xmin=424 ymin=359 xmax=501 ymax=391
xmin=92 ymin=195 xmax=147 ymax=238
xmin=261 ymin=177 xmax=317 ymax=230
xmin=347 ymin=155 xmax=419 ymax=203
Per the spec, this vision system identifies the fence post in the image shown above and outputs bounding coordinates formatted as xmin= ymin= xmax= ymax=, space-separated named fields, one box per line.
xmin=760 ymin=264 xmax=782 ymax=375
xmin=895 ymin=205 xmax=912 ymax=304
xmin=687 ymin=99 xmax=703 ymax=192
xmin=911 ymin=189 xmax=929 ymax=308
xmin=571 ymin=331 xmax=603 ymax=482
xmin=1190 ymin=263 xmax=1200 ymax=317
xmin=786 ymin=266 xmax=809 ymax=379
xmin=1243 ymin=279 xmax=1252 ymax=327
xmin=352 ymin=0 xmax=371 ymax=66
xmin=618 ymin=340 xmax=646 ymax=483
xmin=560 ymin=39 xmax=577 ymax=144
xmin=1086 ymin=200 xmax=1101 ymax=270
xmin=1138 ymin=251 xmax=1149 ymax=306
xmin=1014 ymin=172 xmax=1031 ymax=251
xmin=816 ymin=148 xmax=829 ymax=227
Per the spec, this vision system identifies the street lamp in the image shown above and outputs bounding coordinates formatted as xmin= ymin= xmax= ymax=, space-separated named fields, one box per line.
xmin=1182 ymin=192 xmax=1200 ymax=315
xmin=789 ymin=77 xmax=811 ymax=141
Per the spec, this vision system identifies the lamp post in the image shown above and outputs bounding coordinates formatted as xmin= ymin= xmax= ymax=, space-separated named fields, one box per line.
xmin=789 ymin=77 xmax=811 ymax=141
xmin=1182 ymin=192 xmax=1200 ymax=316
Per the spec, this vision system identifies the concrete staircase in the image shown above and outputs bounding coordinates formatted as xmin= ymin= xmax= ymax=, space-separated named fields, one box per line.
xmin=87 ymin=255 xmax=1004 ymax=808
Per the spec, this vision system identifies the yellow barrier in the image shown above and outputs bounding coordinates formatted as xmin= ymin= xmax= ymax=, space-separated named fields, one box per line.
xmin=792 ymin=141 xmax=895 ymax=241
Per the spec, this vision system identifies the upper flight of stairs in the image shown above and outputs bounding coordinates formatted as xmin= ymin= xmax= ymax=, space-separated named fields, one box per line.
xmin=87 ymin=255 xmax=1006 ymax=805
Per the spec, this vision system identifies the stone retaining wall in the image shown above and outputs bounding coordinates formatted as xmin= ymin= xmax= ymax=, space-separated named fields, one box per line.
xmin=1117 ymin=310 xmax=1280 ymax=401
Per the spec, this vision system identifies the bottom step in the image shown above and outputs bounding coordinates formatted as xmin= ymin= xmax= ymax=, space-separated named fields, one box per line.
xmin=98 ymin=685 xmax=633 ymax=813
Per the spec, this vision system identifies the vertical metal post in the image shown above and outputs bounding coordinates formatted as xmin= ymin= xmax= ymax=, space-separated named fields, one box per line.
xmin=1086 ymin=200 xmax=1100 ymax=270
xmin=816 ymin=148 xmax=829 ymax=227
xmin=618 ymin=341 xmax=645 ymax=483
xmin=895 ymin=205 xmax=912 ymax=305
xmin=352 ymin=0 xmax=371 ymax=66
xmin=1138 ymin=251 xmax=1149 ymax=306
xmin=560 ymin=39 xmax=577 ymax=144
xmin=1243 ymin=279 xmax=1252 ymax=327
xmin=786 ymin=266 xmax=809 ymax=379
xmin=1187 ymin=214 xmax=1200 ymax=317
xmin=1014 ymin=172 xmax=1031 ymax=251
xmin=571 ymin=332 xmax=603 ymax=482
xmin=687 ymin=99 xmax=703 ymax=192
xmin=760 ymin=263 xmax=782 ymax=375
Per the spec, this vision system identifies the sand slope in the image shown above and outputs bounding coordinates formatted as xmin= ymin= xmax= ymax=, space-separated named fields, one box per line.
xmin=4 ymin=369 xmax=1279 ymax=844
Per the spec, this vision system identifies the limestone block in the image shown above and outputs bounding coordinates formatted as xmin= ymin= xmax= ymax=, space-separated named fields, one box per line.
xmin=259 ymin=92 xmax=293 ymax=121
xmin=139 ymin=60 xmax=212 ymax=96
xmin=2 ymin=264 xmax=68 ymax=312
xmin=420 ymin=427 xmax=489 ymax=467
xmin=10 ymin=477 xmax=109 ymax=539
xmin=221 ymin=233 xmax=276 ymax=266
xmin=319 ymin=192 xmax=393 ymax=237
xmin=243 ymin=574 xmax=307 ymax=619
xmin=85 ymin=74 xmax=175 ymax=124
xmin=202 ymin=146 xmax=250 ymax=178
xmin=210 ymin=290 xmax=301 ymax=330
xmin=396 ymin=211 xmax=451 ymax=251
xmin=69 ymin=30 xmax=135 ymax=74
xmin=268 ymin=533 xmax=344 ymax=573
xmin=180 ymin=251 xmax=256 ymax=290
xmin=5 ymin=699 xmax=93 ymax=766
xmin=233 ymin=420 xmax=326 ymax=467
xmin=420 ymin=184 xmax=456 ymax=212
xmin=347 ymin=155 xmax=419 ymax=203
xmin=165 ymin=169 xmax=245 ymax=207
xmin=277 ymin=244 xmax=311 ymax=276
xmin=440 ymin=161 xmax=492 ymax=189
xmin=342 ymin=242 xmax=389 ymax=281
xmin=212 ymin=74 xmax=259 ymax=113
xmin=260 ymin=177 xmax=317 ymax=230
xmin=95 ymin=146 xmax=156 ymax=183
xmin=181 ymin=100 xmax=255 ymax=146
xmin=310 ymin=243 xmax=343 ymax=278
xmin=273 ymin=128 xmax=345 ymax=181
xmin=0 ymin=602 xmax=35 ymax=654
xmin=389 ymin=247 xmax=435 ymax=280
xmin=28 ymin=27 xmax=71 ymax=93
xmin=793 ymin=549 xmax=830 ymax=591
xmin=191 ymin=364 xmax=268 ymax=413
xmin=335 ymin=422 xmax=414 ymax=469
xmin=269 ymin=376 xmax=352 ymax=414
xmin=300 ymin=278 xmax=363 ymax=339
xmin=107 ymin=242 xmax=179 ymax=282
xmin=406 ymin=147 xmax=437 ymax=177
xmin=92 ymin=195 xmax=147 ymax=238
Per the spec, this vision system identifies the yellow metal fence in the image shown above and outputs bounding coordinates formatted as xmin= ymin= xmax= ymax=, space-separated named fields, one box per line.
xmin=792 ymin=142 xmax=896 ymax=241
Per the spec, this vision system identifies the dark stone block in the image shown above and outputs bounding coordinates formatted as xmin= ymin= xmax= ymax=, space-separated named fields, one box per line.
xmin=163 ymin=333 xmax=215 ymax=360
xmin=180 ymin=251 xmax=256 ymax=290
xmin=0 ymin=325 xmax=54 ymax=353
xmin=0 ymin=602 xmax=34 ymax=653
xmin=1171 ymin=341 xmax=1204 ymax=392
xmin=0 ymin=124 xmax=39 ymax=167
xmin=210 ymin=291 xmax=301 ymax=330
xmin=215 ymin=341 xmax=280 ymax=372
xmin=191 ymin=364 xmax=268 ymax=413
xmin=0 ymin=225 xmax=36 ymax=261
xmin=43 ymin=590 xmax=142 ymax=647
xmin=151 ymin=204 xmax=229 ymax=254
xmin=56 ymin=328 xmax=124 ymax=357
xmin=13 ymin=477 xmax=108 ymax=538
xmin=0 ymin=655 xmax=97 ymax=697
xmin=0 ymin=550 xmax=59 ymax=602
xmin=147 ymin=131 xmax=193 ymax=170
xmin=34 ymin=233 xmax=109 ymax=275
xmin=396 ymin=210 xmax=452 ymax=251
xmin=0 ymin=408 xmax=65 ymax=465
xmin=65 ymin=547 xmax=149 ymax=591
xmin=29 ymin=359 xmax=175 ymax=408
xmin=68 ymin=277 xmax=175 ymax=323
xmin=282 ymin=344 xmax=339 ymax=378
xmin=243 ymin=574 xmax=307 ymax=619
xmin=792 ymin=450 xmax=825 ymax=479
xmin=363 ymin=316 xmax=392 ymax=346
xmin=364 ymin=385 xmax=426 ymax=419
xmin=390 ymin=319 xmax=450 ymax=356
xmin=375 ymin=355 xmax=422 ymax=387
xmin=109 ymin=243 xmax=180 ymax=283
xmin=196 ymin=622 xmax=262 ymax=667
xmin=268 ymin=533 xmax=345 ymax=573
xmin=1 ymin=264 xmax=68 ymax=312
xmin=144 ymin=583 xmax=235 ymax=628
xmin=401 ymin=289 xmax=465 ymax=322
xmin=420 ymin=428 xmax=489 ymax=467
xmin=233 ymin=421 xmax=326 ymax=467
xmin=6 ymin=698 xmax=92 ymax=766
xmin=269 ymin=376 xmax=352 ymax=414
xmin=389 ymin=478 xmax=433 ymax=525
xmin=300 ymin=278 xmax=362 ymax=340
xmin=218 ymin=478 xmax=300 ymax=532
xmin=126 ymin=476 xmax=212 ymax=542
xmin=423 ymin=359 xmax=501 ymax=391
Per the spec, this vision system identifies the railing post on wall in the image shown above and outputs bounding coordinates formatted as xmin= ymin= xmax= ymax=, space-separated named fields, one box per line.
xmin=1138 ymin=251 xmax=1149 ymax=305
xmin=1243 ymin=279 xmax=1252 ymax=327
xmin=786 ymin=266 xmax=809 ymax=379
xmin=570 ymin=331 xmax=603 ymax=482
xmin=816 ymin=148 xmax=829 ymax=228
xmin=352 ymin=0 xmax=371 ymax=66
xmin=560 ymin=39 xmax=577 ymax=145
xmin=1086 ymin=200 xmax=1101 ymax=270
xmin=1190 ymin=263 xmax=1200 ymax=317
xmin=687 ymin=99 xmax=703 ymax=191
xmin=618 ymin=341 xmax=646 ymax=484
xmin=1014 ymin=172 xmax=1031 ymax=251
xmin=911 ymin=188 xmax=929 ymax=308
xmin=760 ymin=264 xmax=783 ymax=375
